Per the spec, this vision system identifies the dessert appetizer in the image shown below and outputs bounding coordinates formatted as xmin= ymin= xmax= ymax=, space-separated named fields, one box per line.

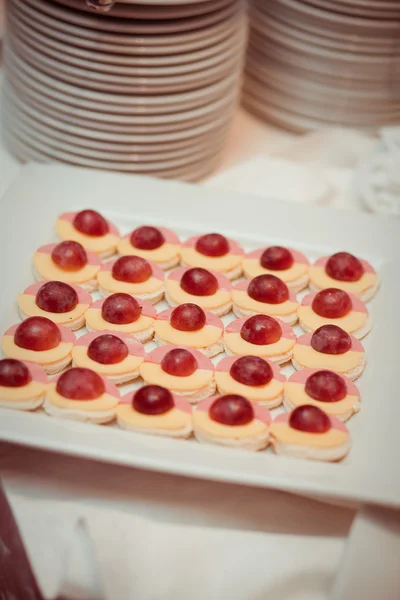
xmin=140 ymin=346 xmax=215 ymax=404
xmin=224 ymin=314 xmax=296 ymax=364
xmin=56 ymin=209 xmax=119 ymax=258
xmin=242 ymin=246 xmax=309 ymax=293
xmin=298 ymin=288 xmax=371 ymax=339
xmin=308 ymin=252 xmax=378 ymax=302
xmin=215 ymin=355 xmax=285 ymax=409
xmin=85 ymin=293 xmax=156 ymax=343
xmin=18 ymin=281 xmax=92 ymax=331
xmin=154 ymin=304 xmax=224 ymax=358
xmin=0 ymin=358 xmax=47 ymax=411
xmin=165 ymin=267 xmax=232 ymax=316
xmin=33 ymin=241 xmax=101 ymax=292
xmin=117 ymin=225 xmax=180 ymax=270
xmin=292 ymin=325 xmax=365 ymax=381
xmin=44 ymin=367 xmax=119 ymax=423
xmin=193 ymin=394 xmax=271 ymax=451
xmin=117 ymin=384 xmax=192 ymax=438
xmin=1 ymin=316 xmax=75 ymax=374
xmin=232 ymin=274 xmax=299 ymax=325
xmin=180 ymin=233 xmax=244 ymax=280
xmin=270 ymin=405 xmax=351 ymax=461
xmin=284 ymin=369 xmax=360 ymax=422
xmin=97 ymin=255 xmax=164 ymax=304
xmin=72 ymin=331 xmax=145 ymax=385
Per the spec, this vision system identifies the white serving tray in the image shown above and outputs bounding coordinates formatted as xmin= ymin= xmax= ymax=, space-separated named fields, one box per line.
xmin=0 ymin=164 xmax=399 ymax=508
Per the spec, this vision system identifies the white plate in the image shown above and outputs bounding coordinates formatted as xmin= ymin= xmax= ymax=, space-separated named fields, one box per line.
xmin=4 ymin=80 xmax=239 ymax=135
xmin=5 ymin=48 xmax=240 ymax=113
xmin=244 ymin=49 xmax=395 ymax=93
xmin=4 ymin=114 xmax=230 ymax=164
xmin=9 ymin=17 xmax=246 ymax=77
xmin=242 ymin=83 xmax=399 ymax=129
xmin=56 ymin=0 xmax=233 ymax=18
xmin=3 ymin=139 xmax=221 ymax=181
xmin=22 ymin=0 xmax=242 ymax=34
xmin=2 ymin=94 xmax=232 ymax=153
xmin=10 ymin=39 xmax=244 ymax=93
xmin=2 ymin=121 xmax=227 ymax=175
xmin=254 ymin=0 xmax=399 ymax=36
xmin=7 ymin=71 xmax=240 ymax=127
xmin=246 ymin=40 xmax=400 ymax=83
xmin=303 ymin=0 xmax=400 ymax=18
xmin=245 ymin=59 xmax=399 ymax=104
xmin=3 ymin=84 xmax=237 ymax=143
xmin=249 ymin=6 xmax=398 ymax=52
xmin=12 ymin=0 xmax=245 ymax=55
xmin=243 ymin=75 xmax=400 ymax=125
xmin=0 ymin=163 xmax=399 ymax=508
xmin=9 ymin=5 xmax=246 ymax=65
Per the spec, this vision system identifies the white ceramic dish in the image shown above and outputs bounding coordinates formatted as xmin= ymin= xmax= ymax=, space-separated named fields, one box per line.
xmin=7 ymin=72 xmax=240 ymax=127
xmin=245 ymin=52 xmax=399 ymax=101
xmin=22 ymin=0 xmax=242 ymax=35
xmin=9 ymin=14 xmax=246 ymax=77
xmin=3 ymin=86 xmax=236 ymax=143
xmin=254 ymin=0 xmax=399 ymax=36
xmin=11 ymin=39 xmax=244 ymax=93
xmin=10 ymin=6 xmax=245 ymax=66
xmin=4 ymin=116 xmax=230 ymax=164
xmin=57 ymin=0 xmax=233 ymax=19
xmin=6 ymin=78 xmax=239 ymax=134
xmin=5 ymin=48 xmax=240 ymax=113
xmin=302 ymin=0 xmax=400 ymax=18
xmin=3 ymin=134 xmax=222 ymax=181
xmin=3 ymin=118 xmax=228 ymax=173
xmin=0 ymin=163 xmax=399 ymax=508
xmin=12 ymin=0 xmax=244 ymax=55
xmin=244 ymin=71 xmax=400 ymax=121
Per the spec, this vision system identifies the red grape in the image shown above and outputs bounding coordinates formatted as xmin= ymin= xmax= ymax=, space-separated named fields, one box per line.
xmin=73 ymin=209 xmax=109 ymax=237
xmin=56 ymin=367 xmax=105 ymax=400
xmin=87 ymin=334 xmax=129 ymax=365
xmin=180 ymin=268 xmax=218 ymax=296
xmin=311 ymin=325 xmax=351 ymax=355
xmin=230 ymin=355 xmax=273 ymax=386
xmin=209 ymin=394 xmax=254 ymax=426
xmin=170 ymin=303 xmax=206 ymax=331
xmin=325 ymin=252 xmax=364 ymax=282
xmin=36 ymin=281 xmax=79 ymax=314
xmin=102 ymin=293 xmax=141 ymax=324
xmin=260 ymin=246 xmax=293 ymax=271
xmin=240 ymin=315 xmax=282 ymax=345
xmin=14 ymin=317 xmax=61 ymax=351
xmin=130 ymin=226 xmax=164 ymax=250
xmin=51 ymin=241 xmax=88 ymax=272
xmin=289 ymin=404 xmax=331 ymax=433
xmin=112 ymin=256 xmax=152 ymax=283
xmin=0 ymin=359 xmax=32 ymax=387
xmin=133 ymin=385 xmax=174 ymax=415
xmin=312 ymin=288 xmax=352 ymax=319
xmin=305 ymin=370 xmax=347 ymax=403
xmin=248 ymin=274 xmax=289 ymax=304
xmin=161 ymin=348 xmax=197 ymax=377
xmin=195 ymin=233 xmax=229 ymax=257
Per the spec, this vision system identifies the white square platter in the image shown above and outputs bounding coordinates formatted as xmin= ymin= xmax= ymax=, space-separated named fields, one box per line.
xmin=0 ymin=163 xmax=399 ymax=508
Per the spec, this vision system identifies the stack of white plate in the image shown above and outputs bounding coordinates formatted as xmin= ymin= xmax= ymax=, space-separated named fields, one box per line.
xmin=243 ymin=0 xmax=400 ymax=133
xmin=3 ymin=0 xmax=247 ymax=181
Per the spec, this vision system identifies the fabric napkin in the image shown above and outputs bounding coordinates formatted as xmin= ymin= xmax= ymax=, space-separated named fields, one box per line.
xmin=9 ymin=490 xmax=345 ymax=600
xmin=206 ymin=126 xmax=375 ymax=212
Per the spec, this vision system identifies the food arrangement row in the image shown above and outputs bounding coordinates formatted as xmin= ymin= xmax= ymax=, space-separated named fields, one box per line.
xmin=0 ymin=209 xmax=379 ymax=462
